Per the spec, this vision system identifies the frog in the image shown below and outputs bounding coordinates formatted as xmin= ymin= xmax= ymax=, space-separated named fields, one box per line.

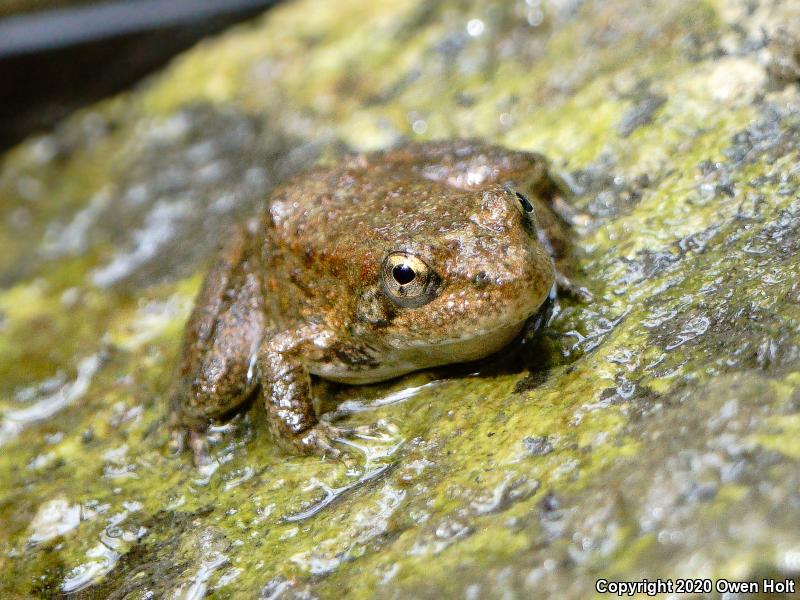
xmin=169 ymin=139 xmax=588 ymax=466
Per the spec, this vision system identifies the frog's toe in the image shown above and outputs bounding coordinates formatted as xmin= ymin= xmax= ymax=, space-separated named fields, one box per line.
xmin=167 ymin=426 xmax=186 ymax=455
xmin=188 ymin=426 xmax=214 ymax=468
xmin=330 ymin=423 xmax=373 ymax=437
xmin=166 ymin=419 xmax=215 ymax=469
xmin=341 ymin=419 xmax=398 ymax=440
xmin=570 ymin=285 xmax=594 ymax=303
xmin=555 ymin=271 xmax=593 ymax=303
xmin=300 ymin=427 xmax=338 ymax=456
xmin=295 ymin=422 xmax=363 ymax=469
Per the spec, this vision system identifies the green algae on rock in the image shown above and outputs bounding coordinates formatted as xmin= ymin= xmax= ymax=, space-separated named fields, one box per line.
xmin=2 ymin=0 xmax=800 ymax=598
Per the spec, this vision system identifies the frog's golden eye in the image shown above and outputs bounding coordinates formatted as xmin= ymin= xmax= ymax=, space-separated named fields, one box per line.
xmin=381 ymin=252 xmax=439 ymax=308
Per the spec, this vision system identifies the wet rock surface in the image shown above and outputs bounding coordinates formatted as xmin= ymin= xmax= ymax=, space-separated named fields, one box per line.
xmin=1 ymin=0 xmax=800 ymax=598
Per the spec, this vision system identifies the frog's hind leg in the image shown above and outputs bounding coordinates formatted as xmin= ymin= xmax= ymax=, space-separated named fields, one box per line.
xmin=169 ymin=222 xmax=266 ymax=466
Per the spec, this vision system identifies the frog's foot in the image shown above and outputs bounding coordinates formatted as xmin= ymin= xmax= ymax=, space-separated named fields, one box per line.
xmin=293 ymin=421 xmax=376 ymax=469
xmin=166 ymin=411 xmax=214 ymax=467
xmin=170 ymin=422 xmax=213 ymax=468
xmin=556 ymin=270 xmax=593 ymax=303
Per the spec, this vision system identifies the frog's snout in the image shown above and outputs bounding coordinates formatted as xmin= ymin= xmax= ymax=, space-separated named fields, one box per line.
xmin=478 ymin=186 xmax=538 ymax=235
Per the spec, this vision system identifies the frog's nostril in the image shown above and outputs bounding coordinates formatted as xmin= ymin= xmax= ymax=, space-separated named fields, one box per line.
xmin=473 ymin=271 xmax=490 ymax=288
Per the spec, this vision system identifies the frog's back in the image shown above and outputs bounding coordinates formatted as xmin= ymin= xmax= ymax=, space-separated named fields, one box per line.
xmin=268 ymin=139 xmax=566 ymax=253
xmin=269 ymin=163 xmax=473 ymax=245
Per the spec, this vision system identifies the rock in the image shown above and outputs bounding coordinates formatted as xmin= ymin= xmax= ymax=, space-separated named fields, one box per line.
xmin=1 ymin=0 xmax=800 ymax=598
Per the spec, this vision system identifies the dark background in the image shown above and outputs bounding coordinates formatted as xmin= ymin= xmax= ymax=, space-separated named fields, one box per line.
xmin=0 ymin=0 xmax=280 ymax=152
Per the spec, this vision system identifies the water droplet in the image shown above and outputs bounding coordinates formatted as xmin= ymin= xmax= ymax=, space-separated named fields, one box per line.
xmin=466 ymin=18 xmax=485 ymax=37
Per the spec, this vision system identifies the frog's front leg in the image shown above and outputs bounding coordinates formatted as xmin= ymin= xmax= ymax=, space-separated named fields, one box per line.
xmin=258 ymin=325 xmax=363 ymax=463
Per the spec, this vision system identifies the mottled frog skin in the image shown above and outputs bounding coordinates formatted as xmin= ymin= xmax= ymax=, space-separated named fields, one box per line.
xmin=170 ymin=140 xmax=583 ymax=464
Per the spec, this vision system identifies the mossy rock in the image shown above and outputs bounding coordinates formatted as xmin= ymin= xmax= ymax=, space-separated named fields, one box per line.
xmin=2 ymin=0 xmax=800 ymax=598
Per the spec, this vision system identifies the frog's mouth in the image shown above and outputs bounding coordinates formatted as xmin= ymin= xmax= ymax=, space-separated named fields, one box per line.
xmin=314 ymin=317 xmax=532 ymax=385
xmin=407 ymin=317 xmax=531 ymax=365
xmin=316 ymin=271 xmax=554 ymax=385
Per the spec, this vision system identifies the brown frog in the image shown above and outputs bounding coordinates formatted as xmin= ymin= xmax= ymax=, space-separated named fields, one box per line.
xmin=169 ymin=140 xmax=586 ymax=465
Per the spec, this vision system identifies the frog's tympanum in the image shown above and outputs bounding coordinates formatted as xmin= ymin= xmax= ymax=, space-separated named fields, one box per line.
xmin=170 ymin=140 xmax=584 ymax=465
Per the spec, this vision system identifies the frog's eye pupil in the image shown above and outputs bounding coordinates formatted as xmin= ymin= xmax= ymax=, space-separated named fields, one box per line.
xmin=392 ymin=263 xmax=416 ymax=285
xmin=515 ymin=191 xmax=534 ymax=213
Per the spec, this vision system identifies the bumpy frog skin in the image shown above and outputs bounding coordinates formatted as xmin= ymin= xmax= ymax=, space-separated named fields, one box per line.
xmin=170 ymin=140 xmax=582 ymax=465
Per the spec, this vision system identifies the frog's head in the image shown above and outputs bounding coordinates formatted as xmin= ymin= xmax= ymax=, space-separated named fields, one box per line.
xmin=353 ymin=185 xmax=555 ymax=375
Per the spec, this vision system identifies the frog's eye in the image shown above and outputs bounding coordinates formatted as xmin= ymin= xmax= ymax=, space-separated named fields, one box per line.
xmin=512 ymin=190 xmax=538 ymax=231
xmin=381 ymin=252 xmax=439 ymax=308
xmin=515 ymin=191 xmax=534 ymax=213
